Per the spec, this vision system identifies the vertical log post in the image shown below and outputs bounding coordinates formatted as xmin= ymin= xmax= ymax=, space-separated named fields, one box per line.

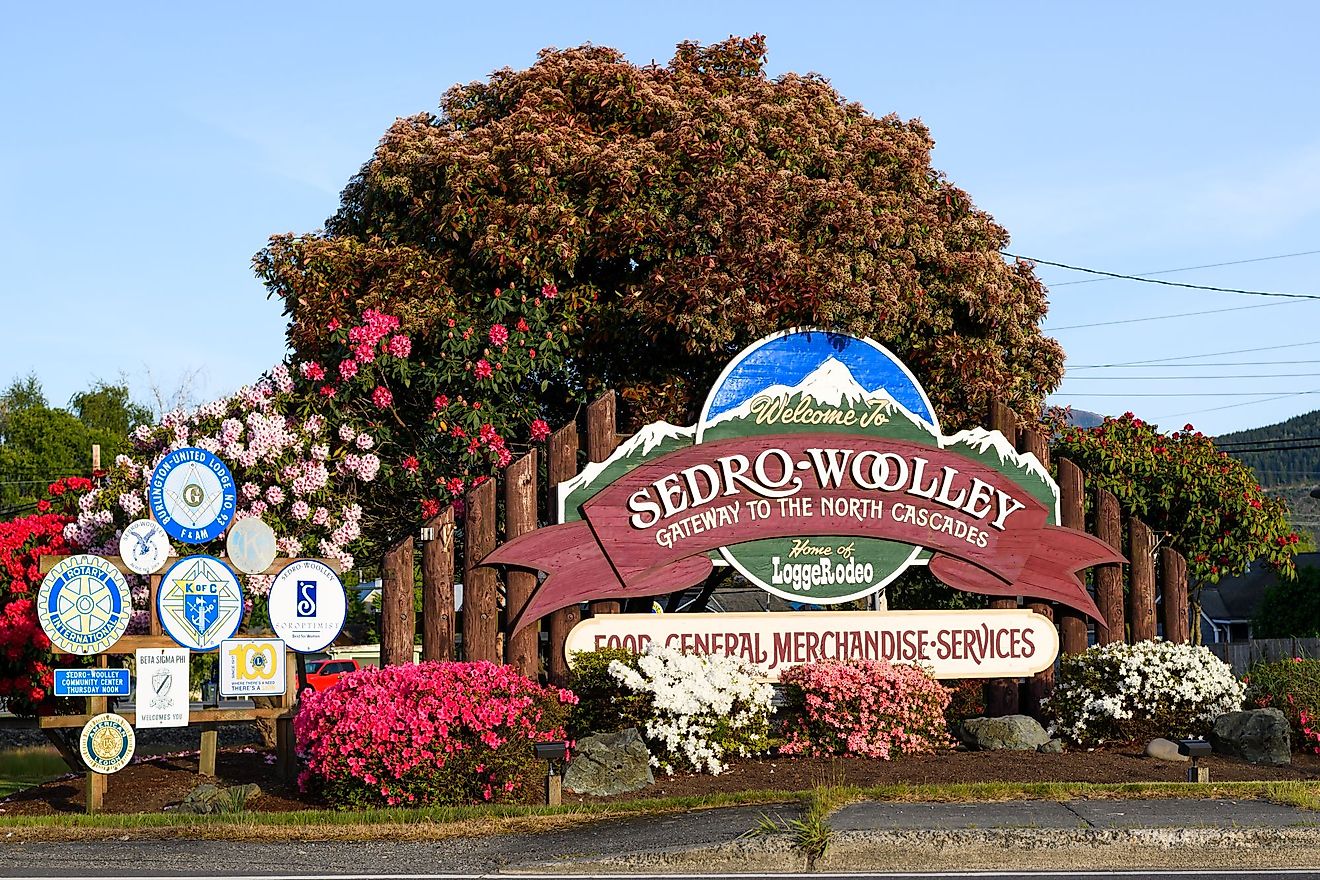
xmin=421 ymin=507 xmax=456 ymax=662
xmin=275 ymin=648 xmax=297 ymax=784
xmin=504 ymin=451 xmax=540 ymax=678
xmin=199 ymin=723 xmax=218 ymax=777
xmin=1017 ymin=427 xmax=1055 ymax=717
xmin=83 ymin=656 xmax=108 ymax=814
xmin=463 ymin=479 xmax=501 ymax=662
xmin=546 ymin=423 xmax=582 ymax=685
xmin=1056 ymin=458 xmax=1090 ymax=655
xmin=1129 ymin=518 xmax=1157 ymax=642
xmin=1094 ymin=488 xmax=1126 ymax=644
xmin=586 ymin=392 xmax=621 ymax=615
xmin=380 ymin=535 xmax=416 ymax=666
xmin=986 ymin=401 xmax=1019 ymax=717
xmin=1160 ymin=546 xmax=1190 ymax=644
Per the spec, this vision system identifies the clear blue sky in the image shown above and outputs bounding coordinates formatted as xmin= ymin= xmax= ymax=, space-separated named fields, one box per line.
xmin=3 ymin=1 xmax=1319 ymax=439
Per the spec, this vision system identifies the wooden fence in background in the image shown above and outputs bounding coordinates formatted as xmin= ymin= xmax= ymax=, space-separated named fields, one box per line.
xmin=1207 ymin=638 xmax=1320 ymax=676
xmin=376 ymin=393 xmax=1192 ymax=715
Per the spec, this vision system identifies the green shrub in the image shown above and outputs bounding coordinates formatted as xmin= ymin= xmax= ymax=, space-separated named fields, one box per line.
xmin=1245 ymin=658 xmax=1320 ymax=753
xmin=567 ymin=648 xmax=649 ymax=738
xmin=1254 ymin=566 xmax=1320 ymax=639
xmin=1044 ymin=640 xmax=1245 ymax=746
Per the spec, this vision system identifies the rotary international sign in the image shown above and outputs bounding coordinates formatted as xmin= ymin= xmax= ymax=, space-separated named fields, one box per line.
xmin=488 ymin=329 xmax=1123 ymax=676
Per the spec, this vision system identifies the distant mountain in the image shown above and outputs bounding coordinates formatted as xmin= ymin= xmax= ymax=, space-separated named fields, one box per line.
xmin=1066 ymin=409 xmax=1107 ymax=429
xmin=1216 ymin=408 xmax=1320 ymax=489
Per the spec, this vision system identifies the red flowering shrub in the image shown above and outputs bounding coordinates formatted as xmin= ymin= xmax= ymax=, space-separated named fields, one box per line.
xmin=779 ymin=659 xmax=951 ymax=759
xmin=0 ymin=477 xmax=97 ymax=714
xmin=294 ymin=661 xmax=577 ymax=807
xmin=1244 ymin=658 xmax=1320 ymax=754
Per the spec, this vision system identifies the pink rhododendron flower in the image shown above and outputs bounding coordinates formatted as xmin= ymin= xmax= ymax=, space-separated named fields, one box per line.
xmin=338 ymin=359 xmax=359 ymax=380
xmin=387 ymin=335 xmax=412 ymax=358
xmin=371 ymin=386 xmax=393 ymax=408
xmin=473 ymin=359 xmax=493 ymax=380
xmin=488 ymin=324 xmax=509 ymax=346
xmin=530 ymin=419 xmax=550 ymax=442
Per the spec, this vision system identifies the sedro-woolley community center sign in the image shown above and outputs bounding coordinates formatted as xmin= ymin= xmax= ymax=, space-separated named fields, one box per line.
xmin=487 ymin=328 xmax=1122 ymax=679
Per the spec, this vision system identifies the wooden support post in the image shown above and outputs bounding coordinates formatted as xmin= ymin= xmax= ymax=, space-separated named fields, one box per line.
xmin=148 ymin=574 xmax=163 ymax=636
xmin=275 ymin=649 xmax=297 ymax=784
xmin=1094 ymin=488 xmax=1126 ymax=644
xmin=1017 ymin=427 xmax=1055 ymax=715
xmin=505 ymin=451 xmax=539 ymax=678
xmin=586 ymin=392 xmax=621 ymax=616
xmin=1129 ymin=518 xmax=1157 ymax=642
xmin=380 ymin=536 xmax=416 ymax=666
xmin=985 ymin=401 xmax=1019 ymax=716
xmin=546 ymin=423 xmax=582 ymax=685
xmin=1056 ymin=458 xmax=1091 ymax=655
xmin=1160 ymin=546 xmax=1190 ymax=644
xmin=199 ymin=723 xmax=218 ymax=777
xmin=84 ymin=681 xmax=108 ymax=814
xmin=421 ymin=507 xmax=456 ymax=662
xmin=463 ymin=478 xmax=501 ymax=663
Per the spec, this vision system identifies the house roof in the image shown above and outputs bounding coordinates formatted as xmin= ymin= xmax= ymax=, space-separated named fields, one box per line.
xmin=1199 ymin=552 xmax=1320 ymax=622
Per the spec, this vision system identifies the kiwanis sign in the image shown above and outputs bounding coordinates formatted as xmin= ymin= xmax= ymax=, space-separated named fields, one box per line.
xmin=488 ymin=329 xmax=1121 ymax=678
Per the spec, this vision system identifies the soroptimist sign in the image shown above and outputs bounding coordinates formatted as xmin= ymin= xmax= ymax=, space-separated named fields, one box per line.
xmin=565 ymin=609 xmax=1060 ymax=679
xmin=487 ymin=329 xmax=1122 ymax=675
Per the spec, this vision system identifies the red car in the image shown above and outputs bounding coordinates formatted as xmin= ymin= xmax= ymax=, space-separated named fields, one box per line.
xmin=303 ymin=658 xmax=361 ymax=693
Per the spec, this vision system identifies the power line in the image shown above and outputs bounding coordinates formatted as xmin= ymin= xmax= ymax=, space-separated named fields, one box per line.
xmin=1217 ymin=435 xmax=1320 ymax=448
xmin=1065 ymin=373 xmax=1320 ymax=380
xmin=1005 ymin=252 xmax=1320 ymax=300
xmin=1041 ymin=248 xmax=1320 ymax=287
xmin=1068 ymin=339 xmax=1320 ymax=370
xmin=1154 ymin=388 xmax=1320 ymax=419
xmin=1071 ymin=360 xmax=1320 ymax=369
xmin=1055 ymin=392 xmax=1320 ymax=398
xmin=1049 ymin=300 xmax=1305 ymax=331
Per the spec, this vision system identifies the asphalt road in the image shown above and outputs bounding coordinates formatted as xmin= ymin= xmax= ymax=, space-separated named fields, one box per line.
xmin=1 ymin=871 xmax=1319 ymax=880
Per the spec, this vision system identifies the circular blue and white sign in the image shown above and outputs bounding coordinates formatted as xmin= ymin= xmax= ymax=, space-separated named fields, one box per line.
xmin=157 ymin=555 xmax=245 ymax=652
xmin=267 ymin=560 xmax=346 ymax=653
xmin=80 ymin=712 xmax=135 ymax=774
xmin=118 ymin=519 xmax=172 ymax=575
xmin=148 ymin=448 xmax=237 ymax=544
xmin=37 ymin=554 xmax=133 ymax=655
xmin=225 ymin=516 xmax=277 ymax=575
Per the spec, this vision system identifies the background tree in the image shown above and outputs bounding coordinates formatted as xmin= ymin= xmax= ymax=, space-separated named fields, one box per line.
xmin=256 ymin=34 xmax=1063 ymax=433
xmin=1253 ymin=565 xmax=1320 ymax=639
xmin=1052 ymin=413 xmax=1299 ymax=642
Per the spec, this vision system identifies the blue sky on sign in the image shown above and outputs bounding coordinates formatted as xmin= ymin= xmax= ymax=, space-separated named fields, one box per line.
xmin=3 ymin=2 xmax=1320 ymax=437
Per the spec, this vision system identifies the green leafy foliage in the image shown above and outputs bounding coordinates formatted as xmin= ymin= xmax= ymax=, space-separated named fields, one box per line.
xmin=255 ymin=35 xmax=1063 ymax=432
xmin=1254 ymin=566 xmax=1320 ymax=639
xmin=1051 ymin=413 xmax=1298 ymax=588
xmin=566 ymin=648 xmax=649 ymax=738
xmin=1244 ymin=657 xmax=1320 ymax=753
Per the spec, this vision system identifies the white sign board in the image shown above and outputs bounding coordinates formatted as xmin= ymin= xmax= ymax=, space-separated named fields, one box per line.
xmin=564 ymin=609 xmax=1060 ymax=680
xmin=268 ymin=559 xmax=346 ymax=653
xmin=219 ymin=638 xmax=287 ymax=696
xmin=134 ymin=647 xmax=190 ymax=728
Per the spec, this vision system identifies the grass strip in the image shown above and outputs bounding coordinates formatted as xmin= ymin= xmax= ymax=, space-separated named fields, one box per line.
xmin=1 ymin=780 xmax=1316 ymax=841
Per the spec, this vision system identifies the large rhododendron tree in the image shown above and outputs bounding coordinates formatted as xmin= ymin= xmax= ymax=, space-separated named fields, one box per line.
xmin=0 ymin=477 xmax=92 ymax=714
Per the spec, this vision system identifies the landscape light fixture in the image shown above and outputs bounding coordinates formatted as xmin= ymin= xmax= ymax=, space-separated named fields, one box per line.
xmin=535 ymin=741 xmax=568 ymax=806
xmin=1177 ymin=738 xmax=1212 ymax=783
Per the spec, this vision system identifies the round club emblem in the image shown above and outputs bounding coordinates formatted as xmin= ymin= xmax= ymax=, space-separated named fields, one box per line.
xmin=157 ymin=555 xmax=245 ymax=652
xmin=38 ymin=554 xmax=133 ymax=655
xmin=80 ymin=713 xmax=135 ymax=774
xmin=268 ymin=560 xmax=346 ymax=653
xmin=695 ymin=328 xmax=940 ymax=604
xmin=225 ymin=516 xmax=278 ymax=575
xmin=118 ymin=519 xmax=172 ymax=575
xmin=148 ymin=448 xmax=237 ymax=544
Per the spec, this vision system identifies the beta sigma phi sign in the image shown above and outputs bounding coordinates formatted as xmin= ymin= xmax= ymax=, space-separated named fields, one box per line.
xmin=488 ymin=328 xmax=1123 ymax=679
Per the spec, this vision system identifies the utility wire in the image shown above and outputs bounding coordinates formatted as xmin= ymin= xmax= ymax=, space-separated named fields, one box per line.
xmin=1068 ymin=339 xmax=1320 ymax=370
xmin=1154 ymin=388 xmax=1320 ymax=420
xmin=1056 ymin=392 xmax=1320 ymax=398
xmin=1072 ymin=360 xmax=1320 ymax=369
xmin=1049 ymin=300 xmax=1304 ymax=331
xmin=1217 ymin=436 xmax=1320 ymax=448
xmin=1040 ymin=248 xmax=1320 ymax=287
xmin=1004 ymin=252 xmax=1320 ymax=300
xmin=1065 ymin=373 xmax=1320 ymax=380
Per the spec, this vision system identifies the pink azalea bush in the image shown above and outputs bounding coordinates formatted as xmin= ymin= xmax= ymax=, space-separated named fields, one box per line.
xmin=294 ymin=661 xmax=577 ymax=807
xmin=779 ymin=659 xmax=952 ymax=759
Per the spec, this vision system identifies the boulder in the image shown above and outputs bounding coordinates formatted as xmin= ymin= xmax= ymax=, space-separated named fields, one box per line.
xmin=958 ymin=715 xmax=1051 ymax=751
xmin=1145 ymin=738 xmax=1190 ymax=763
xmin=177 ymin=782 xmax=262 ymax=814
xmin=1037 ymin=738 xmax=1065 ymax=754
xmin=564 ymin=728 xmax=654 ymax=796
xmin=1211 ymin=709 xmax=1291 ymax=766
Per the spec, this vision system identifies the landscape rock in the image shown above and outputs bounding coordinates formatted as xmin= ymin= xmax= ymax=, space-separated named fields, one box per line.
xmin=1211 ymin=709 xmax=1291 ymax=765
xmin=1145 ymin=738 xmax=1190 ymax=763
xmin=1037 ymin=738 xmax=1065 ymax=754
xmin=564 ymin=728 xmax=654 ymax=796
xmin=958 ymin=715 xmax=1051 ymax=751
xmin=176 ymin=782 xmax=262 ymax=814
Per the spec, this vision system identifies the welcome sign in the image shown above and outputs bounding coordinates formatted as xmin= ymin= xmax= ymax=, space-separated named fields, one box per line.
xmin=488 ymin=329 xmax=1121 ymax=677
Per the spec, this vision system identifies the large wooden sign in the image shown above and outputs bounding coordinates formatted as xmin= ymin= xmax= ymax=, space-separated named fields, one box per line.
xmin=488 ymin=329 xmax=1121 ymax=673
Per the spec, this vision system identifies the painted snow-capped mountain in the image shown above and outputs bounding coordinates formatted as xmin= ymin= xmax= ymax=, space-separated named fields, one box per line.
xmin=943 ymin=426 xmax=1060 ymax=523
xmin=703 ymin=357 xmax=937 ymax=438
xmin=557 ymin=421 xmax=695 ymax=521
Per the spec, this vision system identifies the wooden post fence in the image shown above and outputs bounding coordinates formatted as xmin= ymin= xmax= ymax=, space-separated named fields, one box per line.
xmin=1160 ymin=546 xmax=1190 ymax=643
xmin=546 ymin=421 xmax=582 ymax=685
xmin=1017 ymin=425 xmax=1055 ymax=718
xmin=421 ymin=507 xmax=456 ymax=662
xmin=463 ymin=478 xmax=501 ymax=662
xmin=1128 ymin=518 xmax=1157 ymax=642
xmin=585 ymin=392 xmax=622 ymax=616
xmin=504 ymin=451 xmax=539 ymax=678
xmin=985 ymin=402 xmax=1020 ymax=717
xmin=1055 ymin=458 xmax=1090 ymax=656
xmin=380 ymin=535 xmax=416 ymax=666
xmin=1094 ymin=488 xmax=1125 ymax=644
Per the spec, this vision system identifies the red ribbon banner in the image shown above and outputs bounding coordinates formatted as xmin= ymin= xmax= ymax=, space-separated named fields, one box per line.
xmin=488 ymin=434 xmax=1123 ymax=634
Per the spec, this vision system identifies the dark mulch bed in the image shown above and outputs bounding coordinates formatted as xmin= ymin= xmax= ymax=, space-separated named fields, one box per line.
xmin=2 ymin=745 xmax=1317 ymax=816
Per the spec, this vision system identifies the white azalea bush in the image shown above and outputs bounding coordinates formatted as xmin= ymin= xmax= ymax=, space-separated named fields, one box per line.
xmin=1044 ymin=640 xmax=1245 ymax=746
xmin=608 ymin=645 xmax=773 ymax=775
